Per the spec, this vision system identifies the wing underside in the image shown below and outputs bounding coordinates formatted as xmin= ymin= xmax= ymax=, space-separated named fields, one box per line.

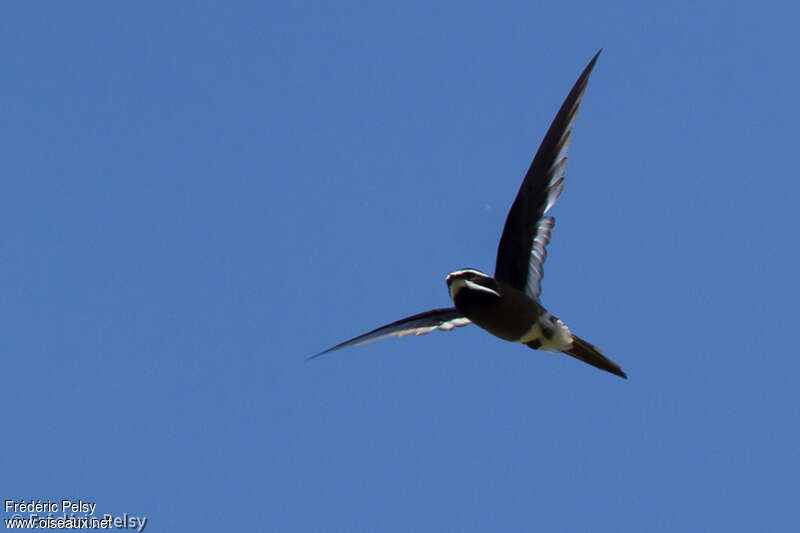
xmin=494 ymin=50 xmax=601 ymax=298
xmin=309 ymin=307 xmax=471 ymax=359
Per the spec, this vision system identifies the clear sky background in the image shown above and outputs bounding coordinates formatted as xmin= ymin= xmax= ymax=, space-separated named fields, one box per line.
xmin=3 ymin=2 xmax=799 ymax=531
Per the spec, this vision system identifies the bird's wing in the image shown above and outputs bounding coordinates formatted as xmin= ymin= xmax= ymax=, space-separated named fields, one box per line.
xmin=309 ymin=307 xmax=471 ymax=359
xmin=494 ymin=50 xmax=600 ymax=299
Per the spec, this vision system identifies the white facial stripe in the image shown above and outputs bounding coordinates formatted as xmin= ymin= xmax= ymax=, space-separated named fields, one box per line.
xmin=448 ymin=278 xmax=500 ymax=300
xmin=463 ymin=279 xmax=500 ymax=297
xmin=446 ymin=268 xmax=488 ymax=280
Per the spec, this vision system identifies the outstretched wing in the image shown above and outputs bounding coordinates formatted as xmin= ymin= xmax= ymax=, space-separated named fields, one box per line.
xmin=309 ymin=307 xmax=471 ymax=360
xmin=494 ymin=50 xmax=600 ymax=299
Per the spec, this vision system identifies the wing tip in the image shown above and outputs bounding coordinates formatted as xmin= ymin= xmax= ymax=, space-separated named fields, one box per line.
xmin=308 ymin=341 xmax=352 ymax=361
xmin=588 ymin=48 xmax=602 ymax=70
xmin=579 ymin=49 xmax=602 ymax=86
xmin=307 ymin=348 xmax=334 ymax=361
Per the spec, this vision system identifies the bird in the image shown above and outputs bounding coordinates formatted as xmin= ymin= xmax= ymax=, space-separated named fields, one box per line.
xmin=311 ymin=50 xmax=626 ymax=379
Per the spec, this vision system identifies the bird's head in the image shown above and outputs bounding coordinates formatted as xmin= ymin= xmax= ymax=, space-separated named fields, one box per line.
xmin=446 ymin=269 xmax=499 ymax=301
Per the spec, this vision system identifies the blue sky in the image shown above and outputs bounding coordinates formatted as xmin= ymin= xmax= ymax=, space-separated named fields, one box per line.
xmin=3 ymin=2 xmax=799 ymax=531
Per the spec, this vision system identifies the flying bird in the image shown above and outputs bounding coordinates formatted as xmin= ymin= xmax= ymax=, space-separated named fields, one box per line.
xmin=311 ymin=50 xmax=626 ymax=379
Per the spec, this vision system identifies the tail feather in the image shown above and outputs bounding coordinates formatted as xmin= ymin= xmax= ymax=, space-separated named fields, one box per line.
xmin=562 ymin=335 xmax=627 ymax=379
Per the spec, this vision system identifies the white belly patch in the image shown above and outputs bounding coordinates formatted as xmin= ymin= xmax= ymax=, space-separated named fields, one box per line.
xmin=519 ymin=314 xmax=573 ymax=352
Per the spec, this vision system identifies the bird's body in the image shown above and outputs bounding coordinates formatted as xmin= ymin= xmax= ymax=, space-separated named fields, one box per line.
xmin=311 ymin=50 xmax=627 ymax=379
xmin=445 ymin=268 xmax=623 ymax=377
xmin=446 ymin=269 xmax=560 ymax=346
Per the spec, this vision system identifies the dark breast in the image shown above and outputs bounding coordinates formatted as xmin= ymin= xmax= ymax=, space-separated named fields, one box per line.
xmin=453 ymin=281 xmax=543 ymax=342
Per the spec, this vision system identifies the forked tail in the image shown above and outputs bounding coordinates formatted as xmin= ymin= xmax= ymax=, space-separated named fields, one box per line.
xmin=563 ymin=335 xmax=627 ymax=379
